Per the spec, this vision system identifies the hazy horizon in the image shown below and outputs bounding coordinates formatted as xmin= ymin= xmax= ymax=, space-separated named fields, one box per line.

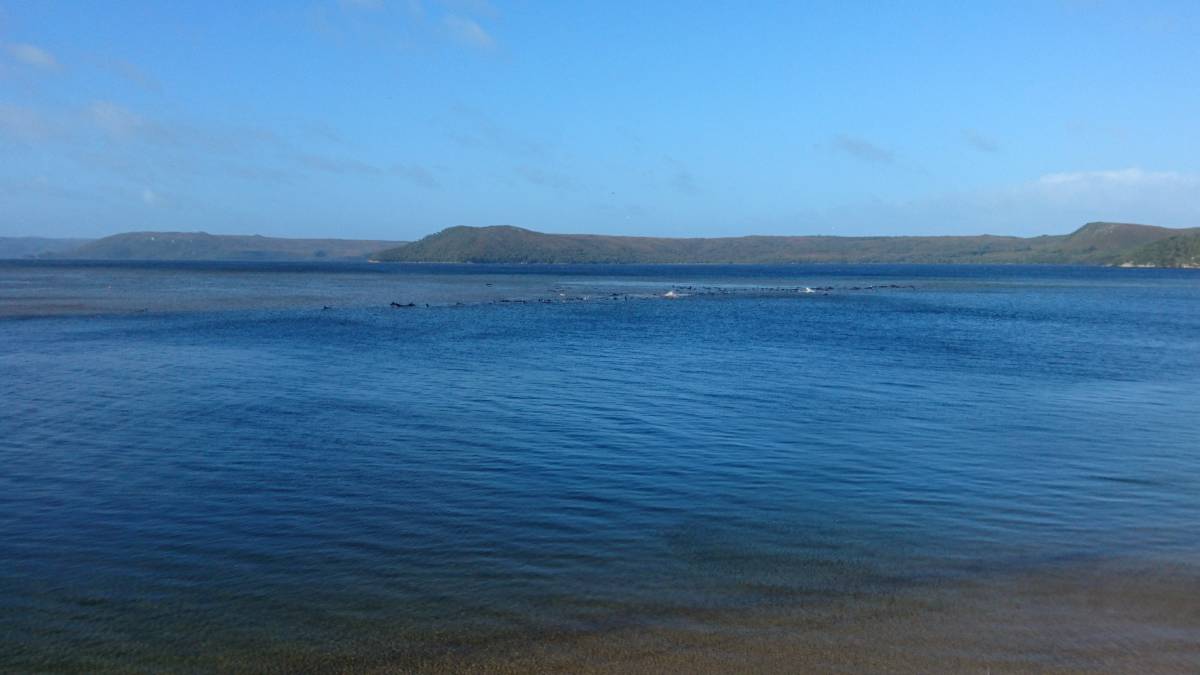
xmin=3 ymin=1 xmax=1198 ymax=240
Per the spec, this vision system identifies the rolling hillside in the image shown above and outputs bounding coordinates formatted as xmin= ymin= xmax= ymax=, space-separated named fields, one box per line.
xmin=1117 ymin=233 xmax=1200 ymax=268
xmin=372 ymin=222 xmax=1199 ymax=266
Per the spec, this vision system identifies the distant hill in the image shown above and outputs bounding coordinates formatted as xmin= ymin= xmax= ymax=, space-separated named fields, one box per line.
xmin=1046 ymin=222 xmax=1197 ymax=264
xmin=14 ymin=222 xmax=1198 ymax=266
xmin=1117 ymin=233 xmax=1200 ymax=268
xmin=372 ymin=222 xmax=1200 ymax=266
xmin=0 ymin=237 xmax=94 ymax=259
xmin=56 ymin=232 xmax=406 ymax=261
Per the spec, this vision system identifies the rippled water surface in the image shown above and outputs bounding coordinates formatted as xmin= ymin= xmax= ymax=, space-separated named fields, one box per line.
xmin=2 ymin=262 xmax=1198 ymax=671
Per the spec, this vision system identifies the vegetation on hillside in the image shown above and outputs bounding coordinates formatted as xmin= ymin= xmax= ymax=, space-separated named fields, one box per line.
xmin=18 ymin=222 xmax=1198 ymax=266
xmin=1117 ymin=233 xmax=1200 ymax=268
xmin=372 ymin=222 xmax=1200 ymax=266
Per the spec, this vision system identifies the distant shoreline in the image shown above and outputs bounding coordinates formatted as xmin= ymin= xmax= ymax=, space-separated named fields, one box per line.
xmin=4 ymin=220 xmax=1200 ymax=267
xmin=420 ymin=554 xmax=1200 ymax=675
xmin=3 ymin=257 xmax=1198 ymax=269
xmin=4 ymin=257 xmax=1198 ymax=269
xmin=371 ymin=222 xmax=1200 ymax=267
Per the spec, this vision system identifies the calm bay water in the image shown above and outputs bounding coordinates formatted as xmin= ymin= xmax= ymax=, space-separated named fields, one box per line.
xmin=2 ymin=262 xmax=1199 ymax=672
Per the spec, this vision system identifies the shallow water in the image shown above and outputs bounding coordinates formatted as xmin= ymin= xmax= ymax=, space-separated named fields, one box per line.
xmin=1 ymin=262 xmax=1198 ymax=672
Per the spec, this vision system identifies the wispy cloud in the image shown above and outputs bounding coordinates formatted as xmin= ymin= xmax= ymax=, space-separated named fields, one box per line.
xmin=85 ymin=101 xmax=286 ymax=155
xmin=339 ymin=0 xmax=385 ymax=10
xmin=0 ymin=104 xmax=58 ymax=142
xmin=1036 ymin=167 xmax=1197 ymax=188
xmin=1014 ymin=167 xmax=1200 ymax=227
xmin=514 ymin=165 xmax=574 ymax=192
xmin=783 ymin=166 xmax=1200 ymax=236
xmin=444 ymin=15 xmax=494 ymax=49
xmin=831 ymin=134 xmax=894 ymax=163
xmin=95 ymin=56 xmax=161 ymax=92
xmin=440 ymin=0 xmax=498 ymax=18
xmin=296 ymin=153 xmax=382 ymax=174
xmin=664 ymin=157 xmax=700 ymax=195
xmin=446 ymin=105 xmax=546 ymax=157
xmin=307 ymin=0 xmax=495 ymax=52
xmin=0 ymin=175 xmax=115 ymax=205
xmin=962 ymin=129 xmax=999 ymax=153
xmin=5 ymin=43 xmax=59 ymax=69
xmin=5 ymin=95 xmax=439 ymax=193
xmin=88 ymin=100 xmax=158 ymax=139
xmin=86 ymin=100 xmax=223 ymax=150
xmin=391 ymin=163 xmax=440 ymax=188
xmin=305 ymin=122 xmax=349 ymax=146
xmin=297 ymin=152 xmax=440 ymax=188
xmin=1027 ymin=168 xmax=1200 ymax=223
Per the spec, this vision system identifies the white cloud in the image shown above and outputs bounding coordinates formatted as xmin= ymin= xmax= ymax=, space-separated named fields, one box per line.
xmin=6 ymin=43 xmax=58 ymax=69
xmin=141 ymin=187 xmax=158 ymax=205
xmin=444 ymin=15 xmax=494 ymax=49
xmin=1021 ymin=168 xmax=1200 ymax=225
xmin=755 ymin=167 xmax=1200 ymax=236
xmin=1037 ymin=167 xmax=1197 ymax=188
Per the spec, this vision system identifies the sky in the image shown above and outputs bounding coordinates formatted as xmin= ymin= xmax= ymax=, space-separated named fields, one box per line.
xmin=1 ymin=0 xmax=1198 ymax=240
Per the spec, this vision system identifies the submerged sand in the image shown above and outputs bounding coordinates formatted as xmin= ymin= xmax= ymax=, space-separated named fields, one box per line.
xmin=204 ymin=555 xmax=1199 ymax=674
xmin=426 ymin=559 xmax=1197 ymax=674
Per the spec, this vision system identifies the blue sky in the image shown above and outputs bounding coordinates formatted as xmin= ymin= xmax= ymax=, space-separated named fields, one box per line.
xmin=1 ymin=1 xmax=1198 ymax=239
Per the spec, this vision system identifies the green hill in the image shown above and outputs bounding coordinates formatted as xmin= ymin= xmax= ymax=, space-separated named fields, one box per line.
xmin=372 ymin=222 xmax=1199 ymax=266
xmin=1116 ymin=233 xmax=1200 ymax=268
xmin=1045 ymin=221 xmax=1196 ymax=264
xmin=58 ymin=232 xmax=406 ymax=261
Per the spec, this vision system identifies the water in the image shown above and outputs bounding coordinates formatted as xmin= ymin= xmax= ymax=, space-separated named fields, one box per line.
xmin=2 ymin=262 xmax=1198 ymax=671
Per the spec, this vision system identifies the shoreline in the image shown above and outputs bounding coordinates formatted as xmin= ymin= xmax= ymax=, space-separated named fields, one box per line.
xmin=5 ymin=257 xmax=1200 ymax=268
xmin=296 ymin=555 xmax=1200 ymax=674
xmin=26 ymin=553 xmax=1189 ymax=674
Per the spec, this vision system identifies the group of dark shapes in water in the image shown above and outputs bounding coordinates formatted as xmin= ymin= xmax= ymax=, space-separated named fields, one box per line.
xmin=367 ymin=282 xmax=916 ymax=312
